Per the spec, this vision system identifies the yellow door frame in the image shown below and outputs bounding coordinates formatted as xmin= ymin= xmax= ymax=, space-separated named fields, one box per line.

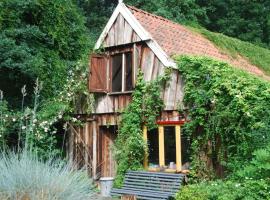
xmin=143 ymin=124 xmax=182 ymax=172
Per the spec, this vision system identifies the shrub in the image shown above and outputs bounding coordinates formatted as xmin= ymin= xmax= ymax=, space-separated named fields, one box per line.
xmin=0 ymin=150 xmax=95 ymax=200
xmin=235 ymin=145 xmax=270 ymax=180
xmin=176 ymin=179 xmax=270 ymax=200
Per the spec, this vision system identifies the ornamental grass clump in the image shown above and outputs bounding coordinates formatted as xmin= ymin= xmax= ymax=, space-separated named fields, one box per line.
xmin=0 ymin=150 xmax=95 ymax=200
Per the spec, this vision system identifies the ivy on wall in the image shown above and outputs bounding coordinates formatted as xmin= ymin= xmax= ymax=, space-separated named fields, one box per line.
xmin=175 ymin=55 xmax=270 ymax=177
xmin=113 ymin=70 xmax=170 ymax=187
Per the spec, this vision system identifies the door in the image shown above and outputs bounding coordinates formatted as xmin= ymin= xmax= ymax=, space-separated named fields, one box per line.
xmin=100 ymin=126 xmax=118 ymax=177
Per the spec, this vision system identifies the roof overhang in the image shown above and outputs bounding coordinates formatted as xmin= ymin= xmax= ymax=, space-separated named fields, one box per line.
xmin=94 ymin=2 xmax=177 ymax=68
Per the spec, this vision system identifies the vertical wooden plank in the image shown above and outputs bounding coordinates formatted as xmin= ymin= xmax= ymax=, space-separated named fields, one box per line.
xmin=108 ymin=24 xmax=115 ymax=46
xmin=141 ymin=47 xmax=154 ymax=82
xmin=151 ymin=56 xmax=160 ymax=80
xmin=158 ymin=126 xmax=165 ymax=167
xmin=122 ymin=53 xmax=125 ymax=92
xmin=174 ymin=73 xmax=185 ymax=110
xmin=124 ymin=20 xmax=133 ymax=43
xmin=175 ymin=125 xmax=182 ymax=171
xmin=133 ymin=43 xmax=137 ymax=87
xmin=68 ymin=126 xmax=74 ymax=163
xmin=92 ymin=121 xmax=97 ymax=179
xmin=85 ymin=123 xmax=89 ymax=170
xmin=143 ymin=126 xmax=148 ymax=169
xmin=164 ymin=70 xmax=177 ymax=110
xmin=118 ymin=14 xmax=125 ymax=44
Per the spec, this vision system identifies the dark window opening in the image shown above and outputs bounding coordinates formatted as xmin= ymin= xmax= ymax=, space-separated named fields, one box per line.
xmin=164 ymin=126 xmax=176 ymax=168
xmin=148 ymin=128 xmax=159 ymax=167
xmin=125 ymin=52 xmax=133 ymax=91
xmin=181 ymin=132 xmax=191 ymax=170
xmin=111 ymin=52 xmax=133 ymax=92
xmin=112 ymin=54 xmax=122 ymax=92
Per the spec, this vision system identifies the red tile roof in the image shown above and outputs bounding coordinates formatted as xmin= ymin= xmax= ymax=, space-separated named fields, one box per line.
xmin=127 ymin=5 xmax=266 ymax=77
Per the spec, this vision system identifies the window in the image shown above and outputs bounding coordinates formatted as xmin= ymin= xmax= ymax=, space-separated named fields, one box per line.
xmin=111 ymin=52 xmax=133 ymax=92
xmin=143 ymin=124 xmax=190 ymax=172
xmin=164 ymin=126 xmax=176 ymax=167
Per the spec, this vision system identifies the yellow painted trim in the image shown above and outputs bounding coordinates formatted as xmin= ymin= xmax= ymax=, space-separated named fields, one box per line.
xmin=158 ymin=126 xmax=165 ymax=167
xmin=143 ymin=126 xmax=148 ymax=169
xmin=175 ymin=125 xmax=182 ymax=171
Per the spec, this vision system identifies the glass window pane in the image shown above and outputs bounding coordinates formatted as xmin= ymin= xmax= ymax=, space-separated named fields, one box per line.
xmin=125 ymin=52 xmax=133 ymax=91
xmin=147 ymin=128 xmax=159 ymax=167
xmin=164 ymin=126 xmax=176 ymax=168
xmin=112 ymin=54 xmax=122 ymax=92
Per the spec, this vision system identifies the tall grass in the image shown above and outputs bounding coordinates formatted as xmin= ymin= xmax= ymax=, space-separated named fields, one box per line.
xmin=0 ymin=150 xmax=95 ymax=200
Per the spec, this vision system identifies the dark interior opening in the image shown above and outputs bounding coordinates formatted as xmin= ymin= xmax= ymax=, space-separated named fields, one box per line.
xmin=112 ymin=54 xmax=122 ymax=92
xmin=125 ymin=52 xmax=133 ymax=91
xmin=164 ymin=126 xmax=176 ymax=168
xmin=181 ymin=131 xmax=191 ymax=170
xmin=148 ymin=128 xmax=159 ymax=167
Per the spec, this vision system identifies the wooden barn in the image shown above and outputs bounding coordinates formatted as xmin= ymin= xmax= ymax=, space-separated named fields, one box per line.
xmin=67 ymin=1 xmax=265 ymax=181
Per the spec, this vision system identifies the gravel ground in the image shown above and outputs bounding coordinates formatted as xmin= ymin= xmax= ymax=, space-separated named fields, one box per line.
xmin=92 ymin=194 xmax=115 ymax=200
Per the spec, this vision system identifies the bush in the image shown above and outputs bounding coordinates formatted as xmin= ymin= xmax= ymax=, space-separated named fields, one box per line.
xmin=235 ymin=144 xmax=270 ymax=180
xmin=176 ymin=179 xmax=270 ymax=200
xmin=0 ymin=150 xmax=95 ymax=200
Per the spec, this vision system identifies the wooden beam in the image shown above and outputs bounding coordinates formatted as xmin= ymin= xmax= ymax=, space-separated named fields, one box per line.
xmin=92 ymin=121 xmax=97 ymax=179
xmin=175 ymin=125 xmax=182 ymax=171
xmin=143 ymin=126 xmax=148 ymax=169
xmin=158 ymin=126 xmax=165 ymax=167
xmin=122 ymin=53 xmax=125 ymax=92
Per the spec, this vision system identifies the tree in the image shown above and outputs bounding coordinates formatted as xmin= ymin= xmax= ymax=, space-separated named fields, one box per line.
xmin=0 ymin=0 xmax=89 ymax=108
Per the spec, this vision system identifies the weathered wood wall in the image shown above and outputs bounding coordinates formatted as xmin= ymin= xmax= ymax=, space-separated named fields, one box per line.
xmin=67 ymin=111 xmax=182 ymax=179
xmin=104 ymin=14 xmax=142 ymax=47
xmin=94 ymin=43 xmax=184 ymax=113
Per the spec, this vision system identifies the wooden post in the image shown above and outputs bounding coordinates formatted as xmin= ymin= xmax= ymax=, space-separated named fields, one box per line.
xmin=92 ymin=121 xmax=97 ymax=179
xmin=122 ymin=53 xmax=125 ymax=92
xmin=158 ymin=126 xmax=165 ymax=167
xmin=175 ymin=125 xmax=182 ymax=171
xmin=143 ymin=126 xmax=148 ymax=169
xmin=85 ymin=123 xmax=89 ymax=170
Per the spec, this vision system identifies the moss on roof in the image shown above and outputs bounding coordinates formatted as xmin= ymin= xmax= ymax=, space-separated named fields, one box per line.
xmin=190 ymin=27 xmax=270 ymax=76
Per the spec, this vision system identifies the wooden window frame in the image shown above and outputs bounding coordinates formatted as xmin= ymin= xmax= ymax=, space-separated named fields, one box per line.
xmin=143 ymin=124 xmax=182 ymax=173
xmin=109 ymin=49 xmax=135 ymax=94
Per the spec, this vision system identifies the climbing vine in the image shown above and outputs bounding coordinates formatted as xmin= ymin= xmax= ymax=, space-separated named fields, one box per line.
xmin=175 ymin=55 xmax=270 ymax=178
xmin=114 ymin=69 xmax=170 ymax=187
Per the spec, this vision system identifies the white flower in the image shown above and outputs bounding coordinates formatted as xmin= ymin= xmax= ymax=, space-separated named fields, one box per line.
xmin=58 ymin=115 xmax=63 ymax=119
xmin=33 ymin=119 xmax=37 ymax=123
xmin=72 ymin=118 xmax=77 ymax=122
xmin=5 ymin=114 xmax=8 ymax=118
xmin=44 ymin=128 xmax=48 ymax=132
xmin=22 ymin=126 xmax=26 ymax=130
xmin=12 ymin=118 xmax=16 ymax=122
xmin=67 ymin=93 xmax=71 ymax=97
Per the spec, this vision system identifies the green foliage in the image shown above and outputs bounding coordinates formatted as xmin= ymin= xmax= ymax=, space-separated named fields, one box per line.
xmin=175 ymin=56 xmax=270 ymax=177
xmin=197 ymin=1 xmax=270 ymax=48
xmin=114 ymin=70 xmax=169 ymax=187
xmin=176 ymin=179 xmax=270 ymax=200
xmin=125 ymin=0 xmax=207 ymax=25
xmin=0 ymin=150 xmax=95 ymax=200
xmin=0 ymin=0 xmax=90 ymax=108
xmin=191 ymin=27 xmax=270 ymax=75
xmin=235 ymin=144 xmax=270 ymax=180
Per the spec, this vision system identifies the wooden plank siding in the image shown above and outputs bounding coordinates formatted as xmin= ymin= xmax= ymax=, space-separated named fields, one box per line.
xmin=94 ymin=43 xmax=184 ymax=114
xmin=104 ymin=14 xmax=142 ymax=47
